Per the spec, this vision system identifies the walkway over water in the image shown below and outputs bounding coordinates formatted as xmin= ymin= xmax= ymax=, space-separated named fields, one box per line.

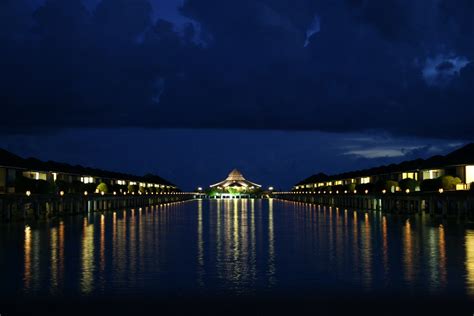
xmin=1 ymin=198 xmax=474 ymax=302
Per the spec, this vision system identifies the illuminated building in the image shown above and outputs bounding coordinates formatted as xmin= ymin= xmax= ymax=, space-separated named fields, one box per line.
xmin=293 ymin=143 xmax=474 ymax=192
xmin=0 ymin=148 xmax=179 ymax=194
xmin=209 ymin=169 xmax=261 ymax=198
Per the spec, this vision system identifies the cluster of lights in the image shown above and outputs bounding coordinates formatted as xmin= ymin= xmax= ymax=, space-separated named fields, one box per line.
xmin=279 ymin=187 xmax=448 ymax=195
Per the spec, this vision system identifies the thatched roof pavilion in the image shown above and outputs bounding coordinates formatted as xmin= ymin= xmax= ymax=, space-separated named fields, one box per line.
xmin=210 ymin=169 xmax=261 ymax=189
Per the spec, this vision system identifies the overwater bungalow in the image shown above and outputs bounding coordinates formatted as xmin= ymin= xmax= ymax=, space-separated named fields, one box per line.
xmin=0 ymin=148 xmax=178 ymax=195
xmin=293 ymin=143 xmax=474 ymax=193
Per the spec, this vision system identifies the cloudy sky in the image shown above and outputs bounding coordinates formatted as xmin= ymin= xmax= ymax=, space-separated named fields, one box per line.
xmin=1 ymin=0 xmax=473 ymax=190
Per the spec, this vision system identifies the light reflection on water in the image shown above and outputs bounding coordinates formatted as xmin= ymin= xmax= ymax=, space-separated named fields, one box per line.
xmin=2 ymin=199 xmax=474 ymax=299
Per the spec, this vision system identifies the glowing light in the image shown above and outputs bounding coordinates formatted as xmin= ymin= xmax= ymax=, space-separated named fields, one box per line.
xmin=439 ymin=188 xmax=444 ymax=194
xmin=197 ymin=187 xmax=203 ymax=191
xmin=344 ymin=190 xmax=347 ymax=194
xmin=26 ymin=191 xmax=31 ymax=197
xmin=382 ymin=189 xmax=386 ymax=194
xmin=269 ymin=186 xmax=274 ymax=191
xmin=95 ymin=189 xmax=99 ymax=194
xmin=354 ymin=190 xmax=357 ymax=194
xmin=365 ymin=189 xmax=368 ymax=194
xmin=336 ymin=190 xmax=339 ymax=194
xmin=406 ymin=189 xmax=410 ymax=194
xmin=101 ymin=191 xmax=105 ymax=196
xmin=60 ymin=191 xmax=65 ymax=196
xmin=113 ymin=191 xmax=117 ymax=195
xmin=84 ymin=191 xmax=88 ymax=196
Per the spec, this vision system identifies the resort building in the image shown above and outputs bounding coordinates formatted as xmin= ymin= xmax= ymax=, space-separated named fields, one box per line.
xmin=209 ymin=169 xmax=261 ymax=198
xmin=0 ymin=148 xmax=178 ymax=194
xmin=293 ymin=143 xmax=474 ymax=193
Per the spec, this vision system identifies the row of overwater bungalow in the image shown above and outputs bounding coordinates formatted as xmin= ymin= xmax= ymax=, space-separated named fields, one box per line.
xmin=293 ymin=143 xmax=474 ymax=193
xmin=0 ymin=148 xmax=178 ymax=195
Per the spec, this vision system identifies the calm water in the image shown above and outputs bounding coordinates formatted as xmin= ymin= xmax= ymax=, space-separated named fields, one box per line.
xmin=1 ymin=199 xmax=474 ymax=301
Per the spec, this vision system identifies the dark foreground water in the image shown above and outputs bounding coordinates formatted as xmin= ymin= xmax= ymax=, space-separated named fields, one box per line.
xmin=1 ymin=199 xmax=474 ymax=314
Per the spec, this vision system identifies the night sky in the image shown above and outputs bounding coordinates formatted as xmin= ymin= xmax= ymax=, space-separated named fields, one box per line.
xmin=1 ymin=0 xmax=473 ymax=190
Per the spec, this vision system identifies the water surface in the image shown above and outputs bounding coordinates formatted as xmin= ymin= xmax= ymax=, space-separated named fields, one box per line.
xmin=1 ymin=199 xmax=474 ymax=301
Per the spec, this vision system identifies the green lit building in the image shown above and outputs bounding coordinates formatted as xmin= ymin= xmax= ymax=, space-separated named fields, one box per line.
xmin=209 ymin=169 xmax=261 ymax=198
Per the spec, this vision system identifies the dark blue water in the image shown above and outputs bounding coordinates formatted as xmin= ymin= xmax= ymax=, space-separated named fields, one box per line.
xmin=1 ymin=199 xmax=474 ymax=302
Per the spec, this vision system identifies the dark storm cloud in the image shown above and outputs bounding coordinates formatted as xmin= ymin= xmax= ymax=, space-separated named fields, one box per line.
xmin=1 ymin=0 xmax=474 ymax=139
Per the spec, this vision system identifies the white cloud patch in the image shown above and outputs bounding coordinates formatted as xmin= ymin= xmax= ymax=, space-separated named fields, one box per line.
xmin=344 ymin=147 xmax=420 ymax=159
xmin=422 ymin=54 xmax=470 ymax=87
xmin=304 ymin=14 xmax=320 ymax=47
xmin=152 ymin=77 xmax=165 ymax=104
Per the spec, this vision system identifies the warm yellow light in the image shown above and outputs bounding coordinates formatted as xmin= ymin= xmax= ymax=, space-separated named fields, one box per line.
xmin=26 ymin=191 xmax=31 ymax=197
xmin=269 ymin=186 xmax=274 ymax=191
xmin=329 ymin=191 xmax=332 ymax=194
xmin=354 ymin=190 xmax=357 ymax=194
xmin=60 ymin=191 xmax=65 ymax=196
xmin=113 ymin=191 xmax=117 ymax=195
xmin=382 ymin=189 xmax=386 ymax=194
xmin=336 ymin=190 xmax=339 ymax=194
xmin=95 ymin=189 xmax=99 ymax=194
xmin=365 ymin=189 xmax=368 ymax=194
xmin=197 ymin=187 xmax=202 ymax=191
xmin=84 ymin=191 xmax=88 ymax=196
xmin=318 ymin=191 xmax=321 ymax=194
xmin=439 ymin=188 xmax=444 ymax=194
xmin=344 ymin=190 xmax=347 ymax=194
xmin=101 ymin=191 xmax=105 ymax=196
xmin=406 ymin=189 xmax=410 ymax=194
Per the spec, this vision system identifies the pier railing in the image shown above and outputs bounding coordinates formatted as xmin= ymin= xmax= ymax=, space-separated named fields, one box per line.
xmin=0 ymin=192 xmax=196 ymax=222
xmin=273 ymin=191 xmax=474 ymax=220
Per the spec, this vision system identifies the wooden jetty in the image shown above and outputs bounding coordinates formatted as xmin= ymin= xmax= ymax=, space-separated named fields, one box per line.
xmin=273 ymin=191 xmax=474 ymax=220
xmin=0 ymin=192 xmax=195 ymax=222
